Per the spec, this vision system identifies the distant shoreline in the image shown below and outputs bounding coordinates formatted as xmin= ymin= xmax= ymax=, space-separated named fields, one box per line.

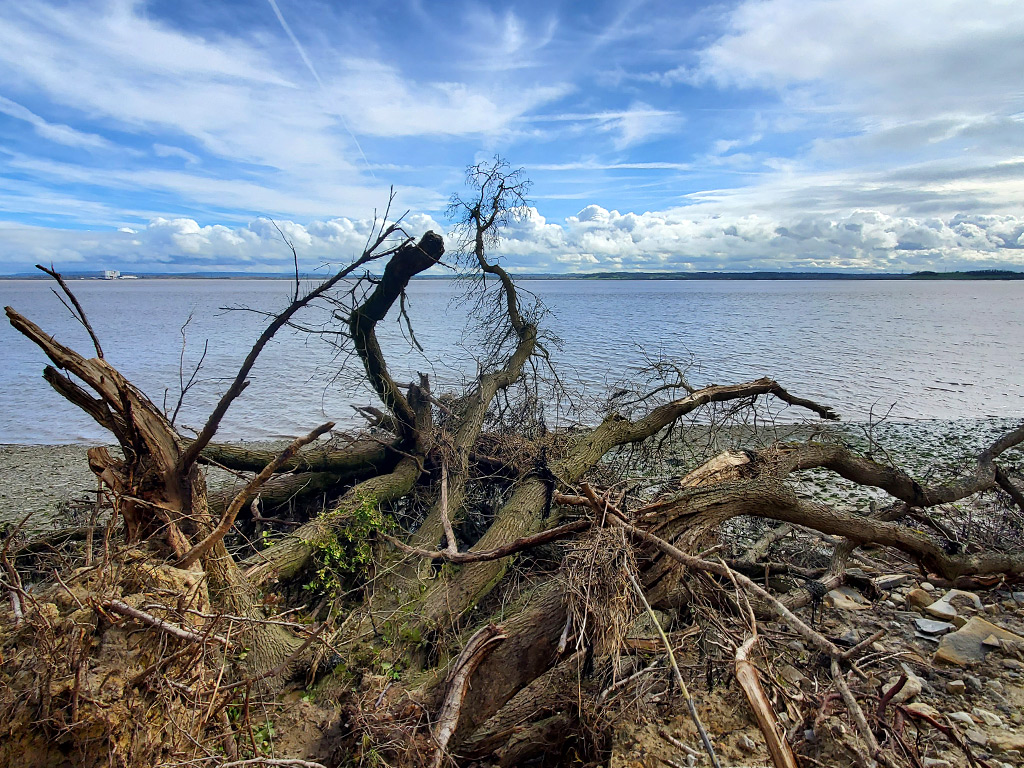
xmin=2 ymin=269 xmax=1022 ymax=281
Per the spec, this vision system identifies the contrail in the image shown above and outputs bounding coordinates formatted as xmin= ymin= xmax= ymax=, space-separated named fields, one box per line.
xmin=265 ymin=0 xmax=374 ymax=176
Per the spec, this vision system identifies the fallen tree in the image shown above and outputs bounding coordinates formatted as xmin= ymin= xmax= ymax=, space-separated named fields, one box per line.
xmin=2 ymin=159 xmax=1024 ymax=768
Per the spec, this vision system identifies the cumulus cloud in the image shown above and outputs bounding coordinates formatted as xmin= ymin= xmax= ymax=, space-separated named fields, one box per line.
xmin=488 ymin=206 xmax=1024 ymax=273
xmin=2 ymin=205 xmax=1023 ymax=275
xmin=0 ymin=213 xmax=446 ymax=273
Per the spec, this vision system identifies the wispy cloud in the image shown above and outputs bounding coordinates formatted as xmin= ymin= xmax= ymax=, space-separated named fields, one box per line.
xmin=0 ymin=95 xmax=115 ymax=150
xmin=0 ymin=0 xmax=1022 ymax=274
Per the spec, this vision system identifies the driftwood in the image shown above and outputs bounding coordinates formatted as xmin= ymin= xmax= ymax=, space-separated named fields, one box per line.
xmin=5 ymin=160 xmax=1023 ymax=768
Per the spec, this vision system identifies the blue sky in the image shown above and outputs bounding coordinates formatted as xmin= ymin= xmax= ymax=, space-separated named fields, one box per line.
xmin=1 ymin=0 xmax=1023 ymax=274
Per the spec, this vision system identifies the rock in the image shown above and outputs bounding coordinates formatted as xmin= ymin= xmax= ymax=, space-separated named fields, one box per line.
xmin=924 ymin=590 xmax=981 ymax=621
xmin=933 ymin=617 xmax=1024 ymax=666
xmin=972 ymin=707 xmax=1003 ymax=727
xmin=1002 ymin=658 xmax=1021 ymax=670
xmin=921 ymin=581 xmax=936 ymax=592
xmin=947 ymin=711 xmax=975 ymax=726
xmin=990 ymin=731 xmax=1024 ymax=753
xmin=922 ymin=759 xmax=952 ymax=768
xmin=874 ymin=574 xmax=910 ymax=591
xmin=908 ymin=588 xmax=935 ymax=609
xmin=839 ymin=628 xmax=861 ymax=646
xmin=890 ymin=592 xmax=907 ymax=606
xmin=738 ymin=734 xmax=757 ymax=753
xmin=786 ymin=640 xmax=806 ymax=653
xmin=905 ymin=702 xmax=941 ymax=719
xmin=884 ymin=670 xmax=923 ymax=703
xmin=828 ymin=587 xmax=870 ymax=611
xmin=965 ymin=729 xmax=989 ymax=747
xmin=985 ymin=679 xmax=1003 ymax=694
xmin=982 ymin=634 xmax=1001 ymax=648
xmin=946 ymin=680 xmax=967 ymax=694
xmin=985 ymin=604 xmax=1000 ymax=615
xmin=953 ymin=615 xmax=969 ymax=628
xmin=883 ymin=600 xmax=897 ymax=609
xmin=950 ymin=590 xmax=983 ymax=609
xmin=965 ymin=675 xmax=983 ymax=693
xmin=1011 ymin=591 xmax=1024 ymax=604
xmin=780 ymin=664 xmax=805 ymax=687
xmin=915 ymin=618 xmax=955 ymax=636
xmin=925 ymin=601 xmax=958 ymax=621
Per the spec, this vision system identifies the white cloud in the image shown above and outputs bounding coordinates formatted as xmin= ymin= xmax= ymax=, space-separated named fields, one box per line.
xmin=0 ymin=212 xmax=447 ymax=273
xmin=2 ymin=205 xmax=1023 ymax=275
xmin=325 ymin=59 xmax=570 ymax=138
xmin=153 ymin=144 xmax=200 ymax=165
xmin=0 ymin=95 xmax=115 ymax=150
xmin=694 ymin=0 xmax=1024 ymax=119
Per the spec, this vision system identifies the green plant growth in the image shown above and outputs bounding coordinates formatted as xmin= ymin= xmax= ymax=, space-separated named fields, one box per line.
xmin=305 ymin=494 xmax=392 ymax=601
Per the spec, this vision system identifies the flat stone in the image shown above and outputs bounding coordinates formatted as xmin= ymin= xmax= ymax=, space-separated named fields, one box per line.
xmin=828 ymin=588 xmax=870 ymax=611
xmin=972 ymin=707 xmax=1003 ymax=727
xmin=933 ymin=617 xmax=1024 ymax=666
xmin=874 ymin=573 xmax=910 ymax=591
xmin=921 ymin=581 xmax=936 ymax=592
xmin=1011 ymin=591 xmax=1024 ymax=604
xmin=953 ymin=615 xmax=969 ymax=628
xmin=925 ymin=601 xmax=958 ymax=621
xmin=965 ymin=729 xmax=989 ymax=747
xmin=915 ymin=618 xmax=955 ymax=636
xmin=947 ymin=711 xmax=975 ymax=726
xmin=990 ymin=731 xmax=1024 ymax=753
xmin=946 ymin=680 xmax=967 ymax=694
xmin=947 ymin=590 xmax=983 ymax=610
xmin=907 ymin=588 xmax=935 ymax=609
xmin=982 ymin=634 xmax=1001 ymax=648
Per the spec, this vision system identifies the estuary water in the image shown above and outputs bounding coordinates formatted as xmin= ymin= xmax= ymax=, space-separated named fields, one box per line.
xmin=1 ymin=278 xmax=1022 ymax=444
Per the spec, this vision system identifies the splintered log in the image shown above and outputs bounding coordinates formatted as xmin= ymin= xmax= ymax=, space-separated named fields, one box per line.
xmin=348 ymin=232 xmax=444 ymax=439
xmin=8 ymin=306 xmax=197 ymax=551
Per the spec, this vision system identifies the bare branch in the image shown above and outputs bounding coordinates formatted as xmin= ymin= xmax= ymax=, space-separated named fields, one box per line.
xmin=35 ymin=264 xmax=104 ymax=358
xmin=177 ymin=421 xmax=334 ymax=568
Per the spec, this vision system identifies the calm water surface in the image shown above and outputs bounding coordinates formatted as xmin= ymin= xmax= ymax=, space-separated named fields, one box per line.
xmin=1 ymin=279 xmax=1021 ymax=443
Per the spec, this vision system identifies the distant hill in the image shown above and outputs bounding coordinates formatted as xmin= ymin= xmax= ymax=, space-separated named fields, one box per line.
xmin=905 ymin=269 xmax=1024 ymax=280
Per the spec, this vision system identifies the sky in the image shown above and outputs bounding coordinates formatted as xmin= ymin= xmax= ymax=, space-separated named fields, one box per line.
xmin=1 ymin=0 xmax=1024 ymax=274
